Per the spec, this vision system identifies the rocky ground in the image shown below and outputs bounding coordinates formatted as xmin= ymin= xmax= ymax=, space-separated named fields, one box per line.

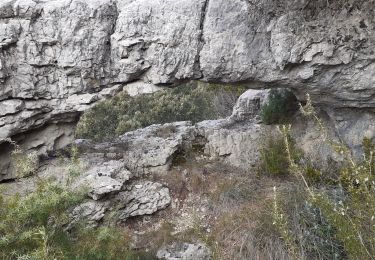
xmin=0 ymin=90 xmax=289 ymax=259
xmin=0 ymin=89 xmax=334 ymax=259
xmin=1 ymin=128 xmax=293 ymax=259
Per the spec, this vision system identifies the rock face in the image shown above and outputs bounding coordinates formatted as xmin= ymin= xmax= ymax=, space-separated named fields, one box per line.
xmin=1 ymin=0 xmax=375 ymax=179
xmin=157 ymin=242 xmax=212 ymax=260
xmin=197 ymin=120 xmax=270 ymax=170
xmin=76 ymin=121 xmax=197 ymax=174
xmin=0 ymin=0 xmax=121 ymax=140
xmin=116 ymin=181 xmax=171 ymax=220
xmin=55 ymin=156 xmax=171 ymax=225
xmin=73 ymin=160 xmax=132 ymax=200
xmin=230 ymin=89 xmax=270 ymax=122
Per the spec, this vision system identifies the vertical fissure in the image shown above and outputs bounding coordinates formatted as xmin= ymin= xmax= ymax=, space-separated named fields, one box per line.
xmin=193 ymin=0 xmax=210 ymax=79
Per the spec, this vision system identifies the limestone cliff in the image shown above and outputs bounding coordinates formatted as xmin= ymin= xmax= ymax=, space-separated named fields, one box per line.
xmin=1 ymin=0 xmax=375 ymax=179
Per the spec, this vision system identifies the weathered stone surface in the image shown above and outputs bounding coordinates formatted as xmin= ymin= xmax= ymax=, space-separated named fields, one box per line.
xmin=77 ymin=121 xmax=197 ymax=174
xmin=1 ymin=0 xmax=375 ymax=180
xmin=73 ymin=159 xmax=132 ymax=200
xmin=194 ymin=90 xmax=272 ymax=170
xmin=118 ymin=122 xmax=196 ymax=173
xmin=79 ymin=175 xmax=123 ymax=201
xmin=116 ymin=181 xmax=171 ymax=221
xmin=111 ymin=0 xmax=204 ymax=84
xmin=123 ymin=81 xmax=162 ymax=97
xmin=0 ymin=123 xmax=75 ymax=180
xmin=197 ymin=120 xmax=271 ymax=170
xmin=0 ymin=100 xmax=24 ymax=117
xmin=0 ymin=0 xmax=121 ymax=179
xmin=201 ymin=0 xmax=375 ymax=109
xmin=230 ymin=89 xmax=270 ymax=122
xmin=157 ymin=242 xmax=212 ymax=260
xmin=70 ymin=200 xmax=110 ymax=226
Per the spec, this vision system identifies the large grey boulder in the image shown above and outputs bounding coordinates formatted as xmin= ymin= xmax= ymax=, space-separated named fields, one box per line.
xmin=230 ymin=89 xmax=270 ymax=122
xmin=70 ymin=200 xmax=110 ymax=227
xmin=195 ymin=89 xmax=272 ymax=170
xmin=197 ymin=120 xmax=271 ymax=170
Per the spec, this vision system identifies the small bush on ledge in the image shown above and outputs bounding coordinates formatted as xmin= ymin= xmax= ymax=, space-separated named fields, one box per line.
xmin=260 ymin=89 xmax=299 ymax=125
xmin=76 ymin=81 xmax=247 ymax=142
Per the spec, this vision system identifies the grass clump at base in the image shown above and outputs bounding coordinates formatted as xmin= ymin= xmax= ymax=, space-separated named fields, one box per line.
xmin=0 ymin=145 xmax=145 ymax=260
xmin=0 ymin=181 xmax=82 ymax=259
xmin=0 ymin=181 xmax=144 ymax=260
xmin=76 ymin=81 xmax=247 ymax=142
xmin=271 ymin=186 xmax=345 ymax=260
xmin=260 ymin=89 xmax=299 ymax=125
xmin=259 ymin=133 xmax=301 ymax=176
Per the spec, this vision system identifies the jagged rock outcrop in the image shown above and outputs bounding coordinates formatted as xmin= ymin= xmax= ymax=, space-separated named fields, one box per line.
xmin=116 ymin=181 xmax=171 ymax=220
xmin=69 ymin=179 xmax=171 ymax=225
xmin=75 ymin=121 xmax=197 ymax=174
xmin=34 ymin=154 xmax=172 ymax=225
xmin=73 ymin=160 xmax=132 ymax=200
xmin=70 ymin=200 xmax=110 ymax=227
xmin=1 ymin=0 xmax=375 ymax=179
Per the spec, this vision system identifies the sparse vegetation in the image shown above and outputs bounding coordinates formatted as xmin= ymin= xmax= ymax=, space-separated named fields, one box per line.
xmin=260 ymin=89 xmax=299 ymax=125
xmin=259 ymin=133 xmax=301 ymax=176
xmin=0 ymin=147 xmax=144 ymax=260
xmin=272 ymin=186 xmax=345 ymax=260
xmin=6 ymin=138 xmax=39 ymax=178
xmin=204 ymin=173 xmax=344 ymax=260
xmin=5 ymin=87 xmax=375 ymax=260
xmin=272 ymin=94 xmax=375 ymax=260
xmin=0 ymin=180 xmax=83 ymax=259
xmin=76 ymin=81 xmax=247 ymax=141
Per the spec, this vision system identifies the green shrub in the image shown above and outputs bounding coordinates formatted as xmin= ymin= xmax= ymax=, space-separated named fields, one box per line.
xmin=0 ymin=181 xmax=84 ymax=259
xmin=0 ymin=145 xmax=142 ymax=260
xmin=260 ymin=89 xmax=299 ymax=124
xmin=68 ymin=226 xmax=142 ymax=260
xmin=76 ymin=81 xmax=247 ymax=142
xmin=259 ymin=134 xmax=301 ymax=176
xmin=0 ymin=180 xmax=145 ymax=260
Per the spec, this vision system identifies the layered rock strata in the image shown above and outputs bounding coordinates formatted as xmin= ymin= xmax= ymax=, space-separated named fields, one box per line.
xmin=1 ymin=0 xmax=375 ymax=179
